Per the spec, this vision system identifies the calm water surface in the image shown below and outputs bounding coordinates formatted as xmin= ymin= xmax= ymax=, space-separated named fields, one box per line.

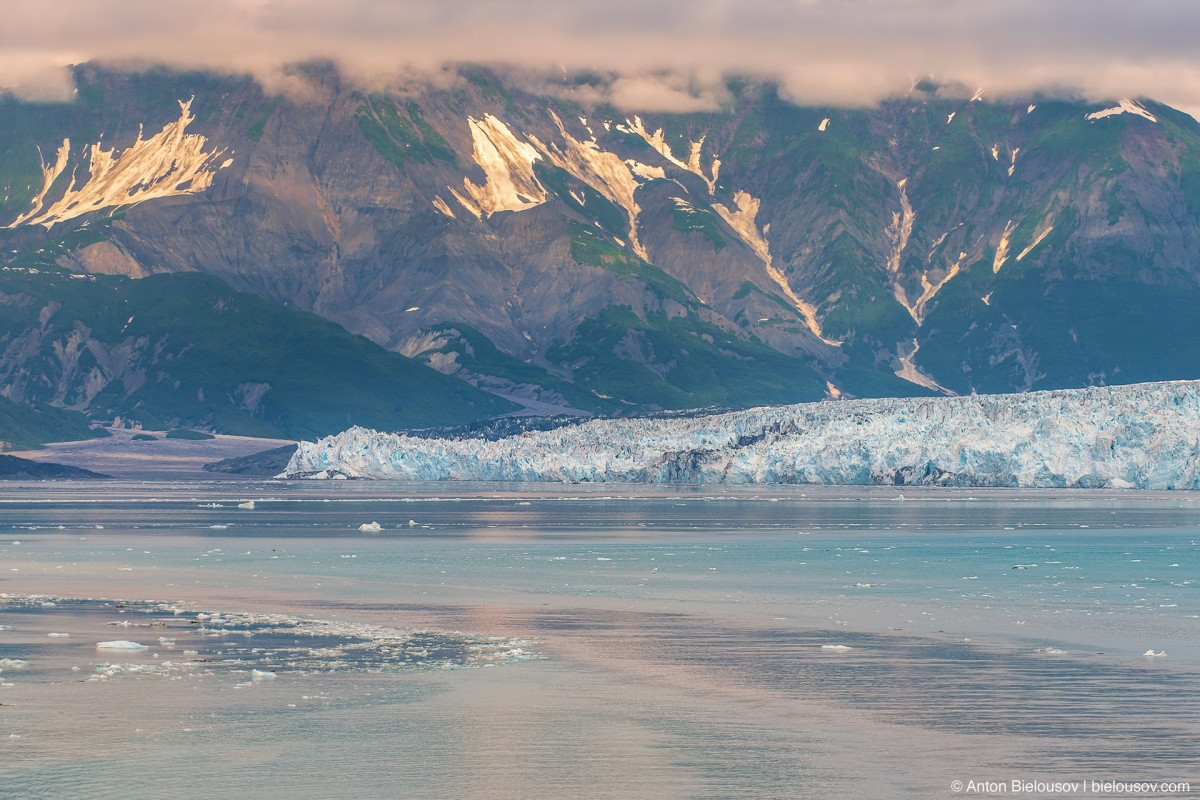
xmin=1 ymin=482 xmax=1197 ymax=799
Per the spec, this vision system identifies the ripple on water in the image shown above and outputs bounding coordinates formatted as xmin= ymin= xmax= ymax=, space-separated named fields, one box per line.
xmin=0 ymin=594 xmax=540 ymax=683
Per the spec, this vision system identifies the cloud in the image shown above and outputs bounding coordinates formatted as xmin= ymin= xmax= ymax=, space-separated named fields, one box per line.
xmin=1 ymin=0 xmax=1199 ymax=114
xmin=608 ymin=75 xmax=731 ymax=113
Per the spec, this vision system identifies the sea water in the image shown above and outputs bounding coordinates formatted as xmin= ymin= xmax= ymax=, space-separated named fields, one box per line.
xmin=1 ymin=482 xmax=1197 ymax=799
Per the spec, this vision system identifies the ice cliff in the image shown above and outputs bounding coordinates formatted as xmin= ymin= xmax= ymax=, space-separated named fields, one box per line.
xmin=284 ymin=381 xmax=1200 ymax=488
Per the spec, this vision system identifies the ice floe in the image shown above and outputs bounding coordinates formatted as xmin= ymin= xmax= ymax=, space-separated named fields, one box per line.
xmin=96 ymin=640 xmax=149 ymax=651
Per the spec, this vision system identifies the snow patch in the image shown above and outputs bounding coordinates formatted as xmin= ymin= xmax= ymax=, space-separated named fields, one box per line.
xmin=885 ymin=179 xmax=922 ymax=322
xmin=627 ymin=161 xmax=666 ymax=182
xmin=818 ymin=118 xmax=830 ymax=132
xmin=618 ymin=117 xmax=720 ymax=194
xmin=6 ymin=99 xmax=231 ymax=230
xmin=993 ymin=220 xmax=1017 ymax=273
xmin=1016 ymin=223 xmax=1053 ymax=262
xmin=449 ymin=115 xmax=547 ymax=219
xmin=713 ymin=191 xmax=836 ymax=344
xmin=1086 ymin=99 xmax=1157 ymax=123
xmin=894 ymin=338 xmax=952 ymax=394
xmin=531 ymin=112 xmax=649 ymax=260
xmin=907 ymin=251 xmax=967 ymax=325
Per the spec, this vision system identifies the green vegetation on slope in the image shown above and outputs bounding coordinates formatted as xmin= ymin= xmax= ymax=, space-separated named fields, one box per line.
xmin=0 ymin=270 xmax=517 ymax=440
xmin=355 ymin=95 xmax=455 ymax=169
xmin=0 ymin=396 xmax=107 ymax=450
xmin=568 ymin=225 xmax=695 ymax=306
xmin=416 ymin=323 xmax=624 ymax=415
xmin=547 ymin=305 xmax=827 ymax=410
xmin=670 ymin=201 xmax=727 ymax=251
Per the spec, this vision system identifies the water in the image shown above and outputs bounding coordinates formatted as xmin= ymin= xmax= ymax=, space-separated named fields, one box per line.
xmin=1 ymin=482 xmax=1198 ymax=798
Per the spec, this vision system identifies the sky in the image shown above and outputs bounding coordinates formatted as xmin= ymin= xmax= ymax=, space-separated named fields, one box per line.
xmin=3 ymin=0 xmax=1200 ymax=114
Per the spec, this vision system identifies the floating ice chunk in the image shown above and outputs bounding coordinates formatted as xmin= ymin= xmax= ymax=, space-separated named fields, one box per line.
xmin=47 ymin=632 xmax=70 ymax=638
xmin=0 ymin=658 xmax=28 ymax=669
xmin=408 ymin=519 xmax=418 ymax=527
xmin=820 ymin=644 xmax=852 ymax=651
xmin=1011 ymin=564 xmax=1037 ymax=569
xmin=251 ymin=669 xmax=276 ymax=680
xmin=1035 ymin=647 xmax=1067 ymax=655
xmin=237 ymin=500 xmax=255 ymax=510
xmin=1143 ymin=649 xmax=1167 ymax=657
xmin=96 ymin=640 xmax=148 ymax=651
xmin=359 ymin=521 xmax=383 ymax=532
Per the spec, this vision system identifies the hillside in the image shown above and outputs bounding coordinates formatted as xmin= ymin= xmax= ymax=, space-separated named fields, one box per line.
xmin=0 ymin=268 xmax=514 ymax=441
xmin=3 ymin=66 xmax=1200 ymax=438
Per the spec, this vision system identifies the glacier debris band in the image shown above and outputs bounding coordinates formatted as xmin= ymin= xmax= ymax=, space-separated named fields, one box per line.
xmin=285 ymin=380 xmax=1200 ymax=488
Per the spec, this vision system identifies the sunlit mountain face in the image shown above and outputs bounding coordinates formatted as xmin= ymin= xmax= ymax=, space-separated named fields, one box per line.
xmin=4 ymin=65 xmax=1200 ymax=442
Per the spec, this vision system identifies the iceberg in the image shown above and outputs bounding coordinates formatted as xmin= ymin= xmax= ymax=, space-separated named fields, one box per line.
xmin=284 ymin=380 xmax=1200 ymax=489
xmin=96 ymin=640 xmax=149 ymax=651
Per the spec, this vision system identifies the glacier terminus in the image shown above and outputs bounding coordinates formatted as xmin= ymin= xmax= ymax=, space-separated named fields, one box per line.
xmin=285 ymin=380 xmax=1200 ymax=488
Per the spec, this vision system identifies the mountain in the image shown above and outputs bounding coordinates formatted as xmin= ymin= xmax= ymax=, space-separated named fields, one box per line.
xmin=0 ymin=395 xmax=106 ymax=450
xmin=3 ymin=65 xmax=1200 ymax=438
xmin=284 ymin=379 xmax=1200 ymax=489
xmin=0 ymin=268 xmax=514 ymax=442
xmin=0 ymin=453 xmax=108 ymax=480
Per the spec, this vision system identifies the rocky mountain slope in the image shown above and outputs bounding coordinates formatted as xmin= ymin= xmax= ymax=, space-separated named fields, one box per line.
xmin=0 ymin=267 xmax=513 ymax=443
xmin=3 ymin=65 xmax=1200 ymax=436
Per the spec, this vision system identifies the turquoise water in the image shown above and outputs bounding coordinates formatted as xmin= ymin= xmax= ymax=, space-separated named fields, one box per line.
xmin=1 ymin=482 xmax=1198 ymax=798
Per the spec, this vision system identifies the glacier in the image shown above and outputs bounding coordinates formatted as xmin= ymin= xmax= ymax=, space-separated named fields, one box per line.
xmin=284 ymin=381 xmax=1200 ymax=488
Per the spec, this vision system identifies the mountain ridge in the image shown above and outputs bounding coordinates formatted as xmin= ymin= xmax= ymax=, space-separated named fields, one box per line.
xmin=3 ymin=65 xmax=1200 ymax=440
